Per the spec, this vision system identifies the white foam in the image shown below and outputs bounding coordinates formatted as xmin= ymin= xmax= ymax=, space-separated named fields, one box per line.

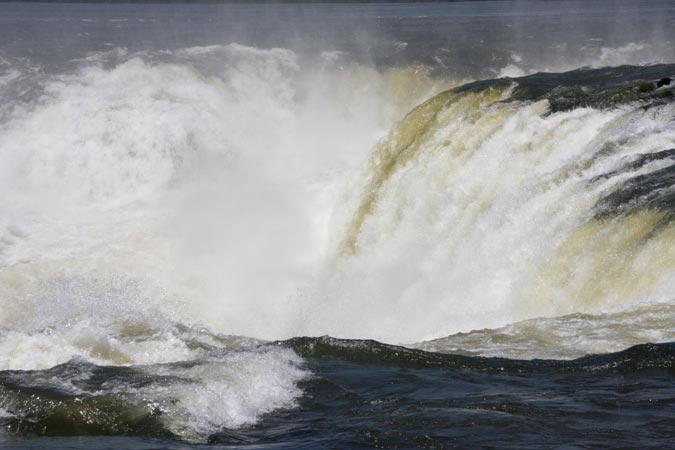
xmin=140 ymin=348 xmax=309 ymax=441
xmin=0 ymin=335 xmax=307 ymax=442
xmin=0 ymin=274 xmax=263 ymax=371
xmin=0 ymin=44 xmax=450 ymax=344
xmin=498 ymin=64 xmax=526 ymax=78
xmin=0 ymin=42 xmax=673 ymax=354
xmin=302 ymin=98 xmax=675 ymax=343
xmin=0 ymin=407 xmax=12 ymax=419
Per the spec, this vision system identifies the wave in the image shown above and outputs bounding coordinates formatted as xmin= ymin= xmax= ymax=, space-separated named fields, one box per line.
xmin=0 ymin=347 xmax=308 ymax=442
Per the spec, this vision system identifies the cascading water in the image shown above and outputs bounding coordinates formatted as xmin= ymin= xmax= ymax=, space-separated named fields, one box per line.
xmin=1 ymin=1 xmax=674 ymax=448
xmin=0 ymin=43 xmax=456 ymax=442
xmin=316 ymin=73 xmax=675 ymax=345
xmin=0 ymin=44 xmax=452 ymax=344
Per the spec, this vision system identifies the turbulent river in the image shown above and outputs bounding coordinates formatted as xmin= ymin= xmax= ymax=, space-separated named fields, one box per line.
xmin=0 ymin=1 xmax=674 ymax=448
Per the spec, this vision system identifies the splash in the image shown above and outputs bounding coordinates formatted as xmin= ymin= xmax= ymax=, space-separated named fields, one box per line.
xmin=0 ymin=44 xmax=673 ymax=350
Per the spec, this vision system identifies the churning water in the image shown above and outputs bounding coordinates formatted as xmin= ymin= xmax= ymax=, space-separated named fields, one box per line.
xmin=0 ymin=1 xmax=674 ymax=448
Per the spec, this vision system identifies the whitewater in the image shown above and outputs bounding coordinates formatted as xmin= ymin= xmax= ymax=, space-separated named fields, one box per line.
xmin=0 ymin=1 xmax=674 ymax=448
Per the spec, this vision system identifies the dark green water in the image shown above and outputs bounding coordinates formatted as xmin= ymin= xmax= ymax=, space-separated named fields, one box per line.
xmin=2 ymin=339 xmax=674 ymax=449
